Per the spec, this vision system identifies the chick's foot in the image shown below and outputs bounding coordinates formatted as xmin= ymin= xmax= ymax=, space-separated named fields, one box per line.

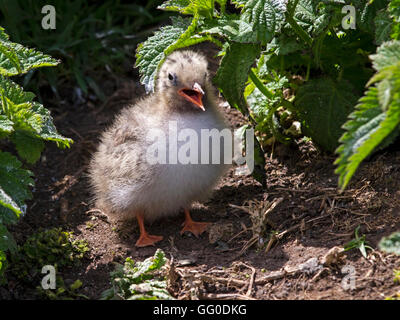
xmin=180 ymin=208 xmax=210 ymax=237
xmin=135 ymin=233 xmax=163 ymax=247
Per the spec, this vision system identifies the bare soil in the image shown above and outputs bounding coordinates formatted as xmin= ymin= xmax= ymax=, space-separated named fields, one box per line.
xmin=2 ymin=57 xmax=400 ymax=301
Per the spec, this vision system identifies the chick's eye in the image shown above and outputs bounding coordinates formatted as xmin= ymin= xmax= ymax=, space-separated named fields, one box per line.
xmin=168 ymin=73 xmax=174 ymax=81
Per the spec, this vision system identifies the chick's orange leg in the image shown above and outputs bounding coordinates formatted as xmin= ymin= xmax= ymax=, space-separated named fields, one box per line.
xmin=180 ymin=208 xmax=210 ymax=237
xmin=135 ymin=213 xmax=163 ymax=247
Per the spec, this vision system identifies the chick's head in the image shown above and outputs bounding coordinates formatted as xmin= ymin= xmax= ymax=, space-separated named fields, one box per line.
xmin=156 ymin=50 xmax=211 ymax=112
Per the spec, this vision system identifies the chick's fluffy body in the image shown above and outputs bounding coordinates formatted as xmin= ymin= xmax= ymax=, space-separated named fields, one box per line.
xmin=89 ymin=51 xmax=230 ymax=222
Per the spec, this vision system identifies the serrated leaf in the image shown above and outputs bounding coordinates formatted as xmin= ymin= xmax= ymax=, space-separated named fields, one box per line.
xmin=158 ymin=0 xmax=214 ymax=17
xmin=0 ymin=151 xmax=33 ymax=217
xmin=241 ymin=0 xmax=287 ymax=44
xmin=0 ymin=115 xmax=13 ymax=134
xmin=0 ymin=76 xmax=72 ymax=148
xmin=335 ymin=40 xmax=400 ymax=189
xmin=377 ymin=78 xmax=392 ymax=111
xmin=199 ymin=15 xmax=258 ymax=43
xmin=0 ymin=75 xmax=35 ymax=105
xmin=267 ymin=32 xmax=306 ymax=55
xmin=131 ymin=248 xmax=166 ymax=279
xmin=389 ymin=0 xmax=400 ymax=20
xmin=101 ymin=249 xmax=174 ymax=300
xmin=0 ymin=40 xmax=21 ymax=74
xmin=158 ymin=0 xmax=190 ymax=12
xmin=0 ymin=27 xmax=59 ymax=76
xmin=353 ymin=0 xmax=390 ymax=35
xmin=293 ymin=0 xmax=340 ymax=37
xmin=370 ymin=40 xmax=400 ymax=71
xmin=294 ymin=77 xmax=358 ymax=152
xmin=0 ymin=187 xmax=20 ymax=216
xmin=214 ymin=42 xmax=261 ymax=115
xmin=31 ymin=102 xmax=73 ymax=148
xmin=390 ymin=0 xmax=400 ymax=39
xmin=374 ymin=9 xmax=392 ymax=45
xmin=136 ymin=16 xmax=197 ymax=92
xmin=246 ymin=87 xmax=270 ymax=120
xmin=11 ymin=130 xmax=45 ymax=164
xmin=335 ymin=86 xmax=400 ymax=189
xmin=0 ymin=27 xmax=10 ymax=42
xmin=0 ymin=224 xmax=17 ymax=254
xmin=379 ymin=231 xmax=400 ymax=255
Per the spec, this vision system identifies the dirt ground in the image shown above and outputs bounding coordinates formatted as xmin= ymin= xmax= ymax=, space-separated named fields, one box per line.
xmin=2 ymin=57 xmax=400 ymax=300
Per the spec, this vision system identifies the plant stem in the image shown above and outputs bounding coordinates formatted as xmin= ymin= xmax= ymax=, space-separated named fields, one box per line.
xmin=288 ymin=0 xmax=300 ymax=12
xmin=249 ymin=69 xmax=273 ymax=99
xmin=281 ymin=99 xmax=295 ymax=111
xmin=285 ymin=14 xmax=313 ymax=47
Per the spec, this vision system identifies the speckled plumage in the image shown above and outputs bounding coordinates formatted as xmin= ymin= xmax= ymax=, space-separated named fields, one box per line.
xmin=88 ymin=50 xmax=230 ymax=223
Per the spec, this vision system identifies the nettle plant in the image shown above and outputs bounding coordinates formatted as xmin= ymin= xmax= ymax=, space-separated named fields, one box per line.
xmin=136 ymin=0 xmax=400 ymax=189
xmin=0 ymin=27 xmax=72 ymax=276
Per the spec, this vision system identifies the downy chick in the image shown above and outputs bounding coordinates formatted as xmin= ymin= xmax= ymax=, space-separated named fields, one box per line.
xmin=89 ymin=50 xmax=230 ymax=247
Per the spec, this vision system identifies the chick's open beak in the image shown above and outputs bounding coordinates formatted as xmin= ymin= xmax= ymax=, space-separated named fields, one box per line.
xmin=178 ymin=82 xmax=205 ymax=111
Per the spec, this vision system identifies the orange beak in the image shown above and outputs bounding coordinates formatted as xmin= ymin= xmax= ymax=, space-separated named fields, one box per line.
xmin=178 ymin=82 xmax=205 ymax=111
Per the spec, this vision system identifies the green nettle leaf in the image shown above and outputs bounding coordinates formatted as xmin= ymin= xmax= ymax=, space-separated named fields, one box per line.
xmin=11 ymin=130 xmax=45 ymax=164
xmin=30 ymin=102 xmax=73 ymax=148
xmin=0 ymin=224 xmax=17 ymax=254
xmin=267 ymin=31 xmax=306 ymax=55
xmin=158 ymin=0 xmax=214 ymax=17
xmin=335 ymin=85 xmax=400 ymax=189
xmin=241 ymin=0 xmax=287 ymax=44
xmin=377 ymin=78 xmax=392 ymax=111
xmin=136 ymin=16 xmax=211 ymax=92
xmin=0 ymin=26 xmax=70 ymax=275
xmin=214 ymin=42 xmax=261 ymax=115
xmin=101 ymin=249 xmax=174 ymax=300
xmin=335 ymin=40 xmax=400 ymax=189
xmin=370 ymin=40 xmax=400 ymax=71
xmin=158 ymin=0 xmax=191 ymax=12
xmin=0 ymin=40 xmax=21 ymax=74
xmin=379 ymin=231 xmax=400 ymax=255
xmin=0 ymin=77 xmax=72 ymax=148
xmin=390 ymin=0 xmax=400 ymax=39
xmin=390 ymin=0 xmax=400 ymax=19
xmin=335 ymin=88 xmax=385 ymax=188
xmin=0 ymin=115 xmax=13 ymax=134
xmin=0 ymin=75 xmax=35 ymax=104
xmin=0 ymin=187 xmax=20 ymax=217
xmin=246 ymin=87 xmax=271 ymax=122
xmin=0 ymin=27 xmax=59 ymax=76
xmin=353 ymin=0 xmax=391 ymax=36
xmin=292 ymin=0 xmax=338 ymax=37
xmin=0 ymin=151 xmax=33 ymax=217
xmin=374 ymin=9 xmax=393 ymax=45
xmin=0 ymin=27 xmax=10 ymax=41
xmin=199 ymin=15 xmax=258 ymax=43
xmin=294 ymin=77 xmax=358 ymax=152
